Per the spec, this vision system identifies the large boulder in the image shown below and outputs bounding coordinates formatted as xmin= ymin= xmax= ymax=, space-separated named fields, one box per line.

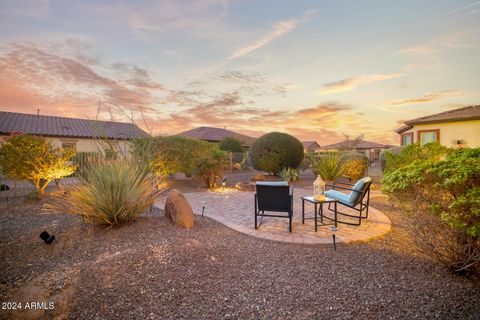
xmin=164 ymin=189 xmax=194 ymax=229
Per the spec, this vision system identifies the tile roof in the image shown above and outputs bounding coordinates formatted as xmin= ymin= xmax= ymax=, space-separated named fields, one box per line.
xmin=302 ymin=141 xmax=321 ymax=148
xmin=320 ymin=139 xmax=389 ymax=150
xmin=0 ymin=111 xmax=149 ymax=140
xmin=396 ymin=105 xmax=480 ymax=133
xmin=177 ymin=126 xmax=255 ymax=146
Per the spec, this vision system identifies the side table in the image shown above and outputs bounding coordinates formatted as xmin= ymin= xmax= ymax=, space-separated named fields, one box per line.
xmin=301 ymin=196 xmax=338 ymax=232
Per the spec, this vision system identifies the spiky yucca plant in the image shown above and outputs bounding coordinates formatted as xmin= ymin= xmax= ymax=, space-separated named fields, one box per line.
xmin=46 ymin=160 xmax=161 ymax=226
xmin=310 ymin=152 xmax=344 ymax=181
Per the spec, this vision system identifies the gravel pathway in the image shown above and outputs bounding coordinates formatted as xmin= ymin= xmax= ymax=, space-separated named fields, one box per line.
xmin=1 ymin=197 xmax=479 ymax=319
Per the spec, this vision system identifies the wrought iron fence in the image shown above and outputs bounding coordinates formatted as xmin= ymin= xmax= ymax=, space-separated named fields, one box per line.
xmin=226 ymin=152 xmax=248 ymax=171
xmin=0 ymin=175 xmax=79 ymax=202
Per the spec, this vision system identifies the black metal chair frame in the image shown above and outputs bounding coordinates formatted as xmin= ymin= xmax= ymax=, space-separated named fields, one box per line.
xmin=254 ymin=184 xmax=293 ymax=232
xmin=325 ymin=180 xmax=372 ymax=226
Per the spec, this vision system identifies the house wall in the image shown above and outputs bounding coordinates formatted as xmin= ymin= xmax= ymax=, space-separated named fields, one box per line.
xmin=400 ymin=120 xmax=480 ymax=147
xmin=0 ymin=135 xmax=132 ymax=154
xmin=305 ymin=146 xmax=321 ymax=153
xmin=48 ymin=138 xmax=132 ymax=154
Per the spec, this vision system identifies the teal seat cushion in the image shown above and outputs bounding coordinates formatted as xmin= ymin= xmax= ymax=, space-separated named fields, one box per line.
xmin=325 ymin=190 xmax=355 ymax=206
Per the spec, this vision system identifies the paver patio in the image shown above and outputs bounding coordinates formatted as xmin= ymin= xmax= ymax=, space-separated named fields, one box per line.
xmin=156 ymin=188 xmax=391 ymax=245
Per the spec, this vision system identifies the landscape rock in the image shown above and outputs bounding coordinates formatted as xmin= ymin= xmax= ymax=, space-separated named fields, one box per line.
xmin=164 ymin=189 xmax=194 ymax=229
xmin=250 ymin=174 xmax=265 ymax=181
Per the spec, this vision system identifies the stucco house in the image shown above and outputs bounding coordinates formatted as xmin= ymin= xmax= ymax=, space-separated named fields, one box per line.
xmin=302 ymin=141 xmax=321 ymax=153
xmin=395 ymin=105 xmax=480 ymax=147
xmin=319 ymin=139 xmax=392 ymax=162
xmin=177 ymin=126 xmax=255 ymax=148
xmin=0 ymin=111 xmax=149 ymax=154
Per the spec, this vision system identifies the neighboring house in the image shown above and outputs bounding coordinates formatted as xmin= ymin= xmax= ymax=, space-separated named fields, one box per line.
xmin=177 ymin=126 xmax=256 ymax=148
xmin=396 ymin=105 xmax=480 ymax=147
xmin=302 ymin=141 xmax=321 ymax=153
xmin=319 ymin=139 xmax=392 ymax=162
xmin=0 ymin=111 xmax=149 ymax=154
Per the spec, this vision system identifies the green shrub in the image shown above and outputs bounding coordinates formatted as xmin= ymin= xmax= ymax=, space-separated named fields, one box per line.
xmin=219 ymin=137 xmax=244 ymax=153
xmin=340 ymin=152 xmax=368 ymax=181
xmin=383 ymin=143 xmax=450 ymax=173
xmin=310 ymin=152 xmax=344 ymax=181
xmin=379 ymin=146 xmax=403 ymax=172
xmin=279 ymin=167 xmax=300 ymax=183
xmin=132 ymin=136 xmax=219 ymax=178
xmin=132 ymin=136 xmax=226 ymax=189
xmin=382 ymin=147 xmax=480 ymax=273
xmin=249 ymin=132 xmax=304 ymax=174
xmin=193 ymin=149 xmax=226 ymax=189
xmin=0 ymin=134 xmax=76 ymax=195
xmin=46 ymin=160 xmax=160 ymax=226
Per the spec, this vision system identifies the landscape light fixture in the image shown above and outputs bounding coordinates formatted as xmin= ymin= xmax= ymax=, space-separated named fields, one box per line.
xmin=201 ymin=201 xmax=206 ymax=217
xmin=39 ymin=231 xmax=55 ymax=244
xmin=329 ymin=226 xmax=337 ymax=251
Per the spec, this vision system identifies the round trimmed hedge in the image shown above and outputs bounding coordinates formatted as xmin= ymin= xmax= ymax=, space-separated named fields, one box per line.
xmin=249 ymin=132 xmax=304 ymax=174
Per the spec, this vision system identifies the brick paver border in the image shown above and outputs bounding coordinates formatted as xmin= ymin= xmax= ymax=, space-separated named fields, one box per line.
xmin=155 ymin=188 xmax=391 ymax=245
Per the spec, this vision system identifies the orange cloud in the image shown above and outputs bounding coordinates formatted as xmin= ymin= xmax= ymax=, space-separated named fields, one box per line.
xmin=387 ymin=90 xmax=468 ymax=106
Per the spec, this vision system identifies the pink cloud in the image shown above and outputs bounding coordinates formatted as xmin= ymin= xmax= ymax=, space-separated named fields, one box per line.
xmin=0 ymin=41 xmax=164 ymax=116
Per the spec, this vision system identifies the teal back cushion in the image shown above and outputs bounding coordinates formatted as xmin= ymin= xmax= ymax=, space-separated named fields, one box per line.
xmin=347 ymin=177 xmax=372 ymax=205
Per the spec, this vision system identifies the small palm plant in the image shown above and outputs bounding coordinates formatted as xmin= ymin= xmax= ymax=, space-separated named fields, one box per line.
xmin=310 ymin=152 xmax=344 ymax=182
xmin=46 ymin=160 xmax=161 ymax=226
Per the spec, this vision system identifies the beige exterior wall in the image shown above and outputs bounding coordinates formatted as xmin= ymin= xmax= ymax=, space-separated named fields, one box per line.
xmin=47 ymin=137 xmax=132 ymax=154
xmin=0 ymin=135 xmax=132 ymax=154
xmin=400 ymin=120 xmax=480 ymax=148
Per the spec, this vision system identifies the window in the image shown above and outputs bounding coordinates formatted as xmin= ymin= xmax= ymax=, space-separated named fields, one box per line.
xmin=401 ymin=132 xmax=413 ymax=146
xmin=104 ymin=141 xmax=118 ymax=160
xmin=418 ymin=129 xmax=440 ymax=146
xmin=61 ymin=140 xmax=77 ymax=152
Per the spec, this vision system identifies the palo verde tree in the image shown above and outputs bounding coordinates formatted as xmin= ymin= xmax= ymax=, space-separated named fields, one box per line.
xmin=0 ymin=134 xmax=77 ymax=195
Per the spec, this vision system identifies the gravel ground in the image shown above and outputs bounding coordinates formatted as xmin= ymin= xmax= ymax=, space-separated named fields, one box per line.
xmin=1 ymin=194 xmax=480 ymax=319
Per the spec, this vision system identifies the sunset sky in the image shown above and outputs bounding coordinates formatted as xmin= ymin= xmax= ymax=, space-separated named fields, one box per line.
xmin=1 ymin=0 xmax=479 ymax=144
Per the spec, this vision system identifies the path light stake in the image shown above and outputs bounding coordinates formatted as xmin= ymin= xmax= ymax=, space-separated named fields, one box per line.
xmin=39 ymin=231 xmax=55 ymax=244
xmin=201 ymin=201 xmax=206 ymax=217
xmin=329 ymin=226 xmax=337 ymax=251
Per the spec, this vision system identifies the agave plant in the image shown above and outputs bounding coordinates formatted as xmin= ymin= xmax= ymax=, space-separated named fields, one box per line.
xmin=310 ymin=152 xmax=344 ymax=182
xmin=46 ymin=160 xmax=162 ymax=226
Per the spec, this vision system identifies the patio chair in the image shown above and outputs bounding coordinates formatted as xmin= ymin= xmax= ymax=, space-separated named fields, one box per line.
xmin=254 ymin=181 xmax=293 ymax=232
xmin=325 ymin=177 xmax=372 ymax=226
